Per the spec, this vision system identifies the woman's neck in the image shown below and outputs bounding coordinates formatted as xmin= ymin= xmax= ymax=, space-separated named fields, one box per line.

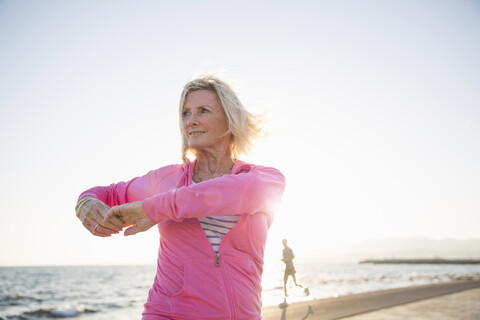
xmin=193 ymin=150 xmax=235 ymax=183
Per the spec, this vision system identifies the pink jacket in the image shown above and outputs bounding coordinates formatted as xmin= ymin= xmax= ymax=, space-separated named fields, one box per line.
xmin=79 ymin=160 xmax=286 ymax=320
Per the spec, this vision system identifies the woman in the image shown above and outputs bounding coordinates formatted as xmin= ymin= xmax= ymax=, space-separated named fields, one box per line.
xmin=75 ymin=76 xmax=286 ymax=320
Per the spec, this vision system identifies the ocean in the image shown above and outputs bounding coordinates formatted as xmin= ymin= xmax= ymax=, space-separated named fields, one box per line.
xmin=1 ymin=263 xmax=480 ymax=319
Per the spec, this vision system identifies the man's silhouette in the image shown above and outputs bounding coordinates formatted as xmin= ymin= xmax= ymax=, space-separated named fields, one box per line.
xmin=282 ymin=239 xmax=304 ymax=297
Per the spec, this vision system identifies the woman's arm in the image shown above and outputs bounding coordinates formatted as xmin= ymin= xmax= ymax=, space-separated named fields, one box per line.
xmin=77 ymin=164 xmax=182 ymax=206
xmin=78 ymin=180 xmax=137 ymax=208
xmin=142 ymin=165 xmax=286 ymax=224
xmin=76 ymin=172 xmax=151 ymax=236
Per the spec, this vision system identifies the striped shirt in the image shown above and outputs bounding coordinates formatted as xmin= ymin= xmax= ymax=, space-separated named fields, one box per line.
xmin=192 ymin=180 xmax=240 ymax=253
xmin=198 ymin=215 xmax=240 ymax=253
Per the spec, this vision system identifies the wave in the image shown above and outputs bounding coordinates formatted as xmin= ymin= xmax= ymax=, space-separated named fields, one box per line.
xmin=17 ymin=305 xmax=97 ymax=318
xmin=0 ymin=294 xmax=42 ymax=306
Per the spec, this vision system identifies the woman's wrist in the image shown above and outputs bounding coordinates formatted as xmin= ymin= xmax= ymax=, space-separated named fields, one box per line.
xmin=75 ymin=196 xmax=96 ymax=217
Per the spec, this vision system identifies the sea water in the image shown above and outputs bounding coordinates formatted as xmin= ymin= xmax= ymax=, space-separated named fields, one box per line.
xmin=1 ymin=263 xmax=480 ymax=319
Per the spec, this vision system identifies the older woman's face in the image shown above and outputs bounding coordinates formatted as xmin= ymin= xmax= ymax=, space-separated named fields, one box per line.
xmin=182 ymin=90 xmax=230 ymax=153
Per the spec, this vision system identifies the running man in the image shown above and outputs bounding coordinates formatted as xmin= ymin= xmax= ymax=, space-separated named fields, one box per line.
xmin=282 ymin=239 xmax=304 ymax=297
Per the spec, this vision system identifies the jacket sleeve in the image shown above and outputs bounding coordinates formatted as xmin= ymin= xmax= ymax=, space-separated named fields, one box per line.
xmin=142 ymin=165 xmax=286 ymax=224
xmin=77 ymin=177 xmax=143 ymax=207
xmin=77 ymin=165 xmax=179 ymax=207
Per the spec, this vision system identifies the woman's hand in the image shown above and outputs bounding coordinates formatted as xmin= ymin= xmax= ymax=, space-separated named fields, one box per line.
xmin=104 ymin=201 xmax=156 ymax=236
xmin=76 ymin=197 xmax=124 ymax=237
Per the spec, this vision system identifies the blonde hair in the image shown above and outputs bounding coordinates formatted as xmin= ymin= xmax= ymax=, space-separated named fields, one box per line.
xmin=179 ymin=76 xmax=262 ymax=162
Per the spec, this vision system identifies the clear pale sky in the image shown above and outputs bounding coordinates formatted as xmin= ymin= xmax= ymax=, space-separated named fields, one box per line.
xmin=0 ymin=0 xmax=479 ymax=266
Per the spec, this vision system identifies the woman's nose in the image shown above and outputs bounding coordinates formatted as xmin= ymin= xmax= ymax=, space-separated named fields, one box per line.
xmin=185 ymin=113 xmax=198 ymax=126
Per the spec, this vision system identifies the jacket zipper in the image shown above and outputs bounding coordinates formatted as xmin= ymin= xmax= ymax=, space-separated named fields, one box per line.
xmin=215 ymin=253 xmax=221 ymax=267
xmin=215 ymin=252 xmax=237 ymax=319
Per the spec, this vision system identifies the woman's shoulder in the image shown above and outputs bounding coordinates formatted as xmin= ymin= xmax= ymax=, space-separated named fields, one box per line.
xmin=145 ymin=163 xmax=185 ymax=180
xmin=234 ymin=160 xmax=284 ymax=176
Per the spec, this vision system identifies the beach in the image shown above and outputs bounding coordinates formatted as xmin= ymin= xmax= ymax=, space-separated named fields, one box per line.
xmin=262 ymin=279 xmax=480 ymax=320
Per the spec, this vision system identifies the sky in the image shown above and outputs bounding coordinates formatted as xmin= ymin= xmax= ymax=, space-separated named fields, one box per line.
xmin=0 ymin=0 xmax=479 ymax=266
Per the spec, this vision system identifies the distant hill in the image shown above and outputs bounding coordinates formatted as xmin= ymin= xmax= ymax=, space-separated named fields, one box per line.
xmin=304 ymin=238 xmax=480 ymax=263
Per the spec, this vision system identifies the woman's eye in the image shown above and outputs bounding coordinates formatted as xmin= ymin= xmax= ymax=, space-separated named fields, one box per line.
xmin=182 ymin=110 xmax=190 ymax=117
xmin=200 ymin=108 xmax=208 ymax=113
